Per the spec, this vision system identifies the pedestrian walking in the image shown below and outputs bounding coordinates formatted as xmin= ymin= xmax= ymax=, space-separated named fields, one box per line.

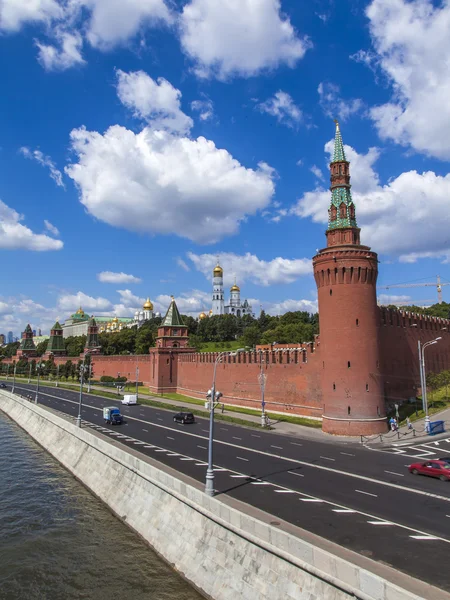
xmin=389 ymin=417 xmax=395 ymax=431
xmin=393 ymin=417 xmax=398 ymax=431
xmin=406 ymin=416 xmax=412 ymax=430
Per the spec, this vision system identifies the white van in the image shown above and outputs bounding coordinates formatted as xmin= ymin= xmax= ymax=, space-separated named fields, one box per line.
xmin=122 ymin=394 xmax=138 ymax=405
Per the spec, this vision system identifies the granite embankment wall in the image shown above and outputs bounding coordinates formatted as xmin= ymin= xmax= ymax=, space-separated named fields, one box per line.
xmin=176 ymin=343 xmax=323 ymax=418
xmin=0 ymin=391 xmax=437 ymax=600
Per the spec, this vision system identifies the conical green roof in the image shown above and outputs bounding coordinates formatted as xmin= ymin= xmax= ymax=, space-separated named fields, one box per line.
xmin=51 ymin=321 xmax=63 ymax=331
xmin=332 ymin=120 xmax=347 ymax=163
xmin=88 ymin=316 xmax=97 ymax=327
xmin=162 ymin=298 xmax=184 ymax=327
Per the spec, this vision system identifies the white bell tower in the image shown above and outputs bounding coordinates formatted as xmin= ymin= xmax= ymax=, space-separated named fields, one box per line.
xmin=212 ymin=263 xmax=224 ymax=315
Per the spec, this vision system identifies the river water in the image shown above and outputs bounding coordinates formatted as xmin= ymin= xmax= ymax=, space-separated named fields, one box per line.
xmin=0 ymin=413 xmax=203 ymax=600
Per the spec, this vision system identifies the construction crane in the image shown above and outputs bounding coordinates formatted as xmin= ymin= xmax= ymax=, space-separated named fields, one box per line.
xmin=379 ymin=275 xmax=449 ymax=304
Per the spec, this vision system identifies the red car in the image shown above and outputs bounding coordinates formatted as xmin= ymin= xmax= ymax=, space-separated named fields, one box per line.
xmin=408 ymin=460 xmax=450 ymax=481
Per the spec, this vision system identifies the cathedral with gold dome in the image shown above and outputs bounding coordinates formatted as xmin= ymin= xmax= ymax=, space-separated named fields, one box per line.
xmin=207 ymin=262 xmax=254 ymax=318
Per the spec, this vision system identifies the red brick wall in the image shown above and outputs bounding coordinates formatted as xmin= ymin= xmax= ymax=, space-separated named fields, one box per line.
xmin=176 ymin=345 xmax=323 ymax=418
xmin=379 ymin=308 xmax=450 ymax=410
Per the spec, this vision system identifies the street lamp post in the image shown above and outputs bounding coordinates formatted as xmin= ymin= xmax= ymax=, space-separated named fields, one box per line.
xmin=55 ymin=363 xmax=60 ymax=388
xmin=12 ymin=363 xmax=17 ymax=394
xmin=135 ymin=364 xmax=139 ymax=403
xmin=418 ymin=337 xmax=442 ymax=433
xmin=258 ymin=350 xmax=267 ymax=427
xmin=6 ymin=364 xmax=10 ymax=380
xmin=76 ymin=353 xmax=91 ymax=427
xmin=87 ymin=362 xmax=91 ymax=393
xmin=28 ymin=362 xmax=32 ymax=384
xmin=35 ymin=360 xmax=43 ymax=404
xmin=205 ymin=351 xmax=235 ymax=496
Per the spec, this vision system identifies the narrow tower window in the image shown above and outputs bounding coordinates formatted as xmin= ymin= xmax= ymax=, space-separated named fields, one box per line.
xmin=333 ymin=383 xmax=336 ymax=390
xmin=366 ymin=384 xmax=369 ymax=392
xmin=347 ymin=406 xmax=351 ymax=415
xmin=329 ymin=289 xmax=333 ymax=296
xmin=347 ymin=361 xmax=351 ymax=368
xmin=356 ymin=318 xmax=359 ymax=326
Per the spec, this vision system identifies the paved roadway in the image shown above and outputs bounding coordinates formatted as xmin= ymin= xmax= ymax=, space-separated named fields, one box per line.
xmin=6 ymin=381 xmax=450 ymax=592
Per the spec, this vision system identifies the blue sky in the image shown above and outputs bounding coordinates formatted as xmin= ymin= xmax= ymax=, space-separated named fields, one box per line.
xmin=1 ymin=0 xmax=449 ymax=336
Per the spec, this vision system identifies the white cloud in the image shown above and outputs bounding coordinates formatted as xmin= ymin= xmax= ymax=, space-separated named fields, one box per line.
xmin=116 ymin=70 xmax=193 ymax=135
xmin=57 ymin=291 xmax=113 ymax=313
xmin=81 ymin=0 xmax=172 ymax=50
xmin=310 ymin=165 xmax=324 ymax=181
xmin=1 ymin=0 xmax=172 ymax=68
xmin=44 ymin=220 xmax=60 ymax=236
xmin=377 ymin=294 xmax=412 ymax=306
xmin=191 ymin=95 xmax=214 ymax=121
xmin=36 ymin=29 xmax=85 ymax=71
xmin=179 ymin=0 xmax=311 ymax=79
xmin=293 ymin=139 xmax=450 ymax=262
xmin=176 ymin=258 xmax=190 ymax=272
xmin=20 ymin=147 xmax=65 ymax=187
xmin=0 ymin=200 xmax=63 ymax=251
xmin=187 ymin=251 xmax=312 ymax=286
xmin=365 ymin=0 xmax=450 ymax=159
xmin=0 ymin=0 xmax=63 ymax=32
xmin=317 ymin=82 xmax=363 ymax=121
xmin=116 ymin=289 xmax=145 ymax=308
xmin=65 ymin=125 xmax=275 ymax=244
xmin=98 ymin=271 xmax=142 ymax=284
xmin=155 ymin=290 xmax=211 ymax=316
xmin=264 ymin=298 xmax=318 ymax=316
xmin=296 ymin=159 xmax=303 ymax=167
xmin=258 ymin=91 xmax=302 ymax=128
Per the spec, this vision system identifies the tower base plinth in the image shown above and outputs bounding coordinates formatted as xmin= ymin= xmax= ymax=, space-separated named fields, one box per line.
xmin=322 ymin=416 xmax=387 ymax=436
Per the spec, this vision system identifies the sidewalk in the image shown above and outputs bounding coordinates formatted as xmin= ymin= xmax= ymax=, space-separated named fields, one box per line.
xmin=363 ymin=407 xmax=450 ymax=446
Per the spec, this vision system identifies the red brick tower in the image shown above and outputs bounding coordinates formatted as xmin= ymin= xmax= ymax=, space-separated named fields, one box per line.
xmin=313 ymin=121 xmax=386 ymax=435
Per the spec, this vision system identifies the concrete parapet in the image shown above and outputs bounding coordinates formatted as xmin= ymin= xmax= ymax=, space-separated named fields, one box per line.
xmin=0 ymin=391 xmax=446 ymax=600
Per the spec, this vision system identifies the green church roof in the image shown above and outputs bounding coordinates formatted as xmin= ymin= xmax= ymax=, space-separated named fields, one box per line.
xmin=51 ymin=321 xmax=63 ymax=331
xmin=332 ymin=120 xmax=347 ymax=163
xmin=162 ymin=298 xmax=184 ymax=327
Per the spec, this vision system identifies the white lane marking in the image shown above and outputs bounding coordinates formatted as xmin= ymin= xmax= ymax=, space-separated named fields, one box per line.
xmin=333 ymin=509 xmax=355 ymax=513
xmin=290 ymin=442 xmax=302 ymax=446
xmin=288 ymin=471 xmax=305 ymax=478
xmin=166 ymin=436 xmax=175 ymax=440
xmin=340 ymin=452 xmax=355 ymax=457
xmin=213 ymin=468 xmax=228 ymax=472
xmin=167 ymin=453 xmax=180 ymax=456
xmin=232 ymin=436 xmax=242 ymax=440
xmin=220 ymin=428 xmax=228 ymax=431
xmin=236 ymin=456 xmax=249 ymax=462
xmin=271 ymin=445 xmax=283 ymax=450
xmin=142 ymin=428 xmax=148 ymax=432
xmin=19 ymin=384 xmax=450 ymax=505
xmin=410 ymin=535 xmax=439 ymax=540
xmin=180 ymin=457 xmax=194 ymax=461
xmin=230 ymin=475 xmax=249 ymax=479
xmin=195 ymin=463 xmax=207 ymax=466
xmin=447 ymin=515 xmax=450 ymax=518
xmin=356 ymin=490 xmax=378 ymax=498
xmin=155 ymin=449 xmax=167 ymax=453
xmin=197 ymin=445 xmax=207 ymax=450
xmin=109 ymin=433 xmax=121 ymax=436
xmin=301 ymin=499 xmax=323 ymax=503
xmin=320 ymin=456 xmax=336 ymax=462
xmin=133 ymin=441 xmax=146 ymax=445
xmin=274 ymin=490 xmax=296 ymax=494
xmin=367 ymin=521 xmax=392 ymax=526
xmin=157 ymin=418 xmax=163 ymax=421
xmin=201 ymin=429 xmax=209 ymax=433
xmin=385 ymin=470 xmax=404 ymax=477
xmin=251 ymin=481 xmax=272 ymax=486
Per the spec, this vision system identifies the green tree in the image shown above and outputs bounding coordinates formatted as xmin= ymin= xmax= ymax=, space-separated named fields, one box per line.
xmin=35 ymin=339 xmax=49 ymax=356
xmin=241 ymin=325 xmax=261 ymax=348
xmin=426 ymin=372 xmax=440 ymax=407
xmin=135 ymin=322 xmax=154 ymax=354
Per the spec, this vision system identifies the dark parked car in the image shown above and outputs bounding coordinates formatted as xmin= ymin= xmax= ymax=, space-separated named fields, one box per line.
xmin=408 ymin=460 xmax=450 ymax=481
xmin=0 ymin=383 xmax=6 ymax=389
xmin=438 ymin=457 xmax=450 ymax=464
xmin=173 ymin=412 xmax=195 ymax=425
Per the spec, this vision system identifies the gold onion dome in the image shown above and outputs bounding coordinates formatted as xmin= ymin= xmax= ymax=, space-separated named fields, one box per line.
xmin=76 ymin=307 xmax=84 ymax=314
xmin=230 ymin=283 xmax=240 ymax=292
xmin=112 ymin=316 xmax=119 ymax=323
xmin=143 ymin=297 xmax=154 ymax=310
xmin=213 ymin=264 xmax=223 ymax=277
xmin=209 ymin=309 xmax=213 ymax=315
xmin=199 ymin=312 xmax=207 ymax=320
